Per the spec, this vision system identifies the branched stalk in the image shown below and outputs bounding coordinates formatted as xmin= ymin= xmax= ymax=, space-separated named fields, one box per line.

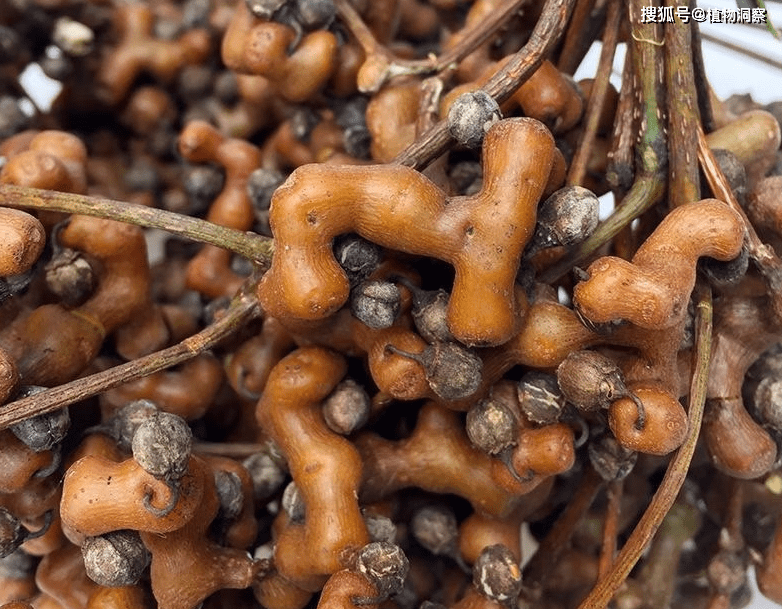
xmin=567 ymin=0 xmax=621 ymax=187
xmin=541 ymin=0 xmax=667 ymax=282
xmin=0 ymin=276 xmax=262 ymax=430
xmin=393 ymin=0 xmax=577 ymax=170
xmin=597 ymin=479 xmax=622 ymax=579
xmin=664 ymin=0 xmax=700 ymax=207
xmin=577 ymin=283 xmax=713 ymax=609
xmin=0 ymin=184 xmax=274 ymax=267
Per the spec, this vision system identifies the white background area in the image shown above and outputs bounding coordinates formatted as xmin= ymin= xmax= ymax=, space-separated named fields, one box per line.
xmin=13 ymin=1 xmax=782 ymax=607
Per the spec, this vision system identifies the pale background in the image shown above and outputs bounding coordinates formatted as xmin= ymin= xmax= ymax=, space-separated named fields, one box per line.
xmin=15 ymin=1 xmax=782 ymax=607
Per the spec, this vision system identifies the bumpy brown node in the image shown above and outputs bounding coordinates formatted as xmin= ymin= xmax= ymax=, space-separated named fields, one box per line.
xmin=573 ymin=199 xmax=745 ymax=329
xmin=258 ymin=117 xmax=556 ymax=346
xmin=178 ymin=120 xmax=262 ymax=298
xmin=255 ymin=347 xmax=369 ymax=591
xmin=99 ymin=3 xmax=211 ymax=105
xmin=222 ymin=0 xmax=339 ymax=103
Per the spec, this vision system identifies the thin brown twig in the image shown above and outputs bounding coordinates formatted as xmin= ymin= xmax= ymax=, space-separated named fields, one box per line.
xmin=393 ymin=0 xmax=577 ymax=170
xmin=0 ymin=184 xmax=274 ymax=267
xmin=577 ymin=283 xmax=713 ymax=609
xmin=597 ymin=479 xmax=622 ymax=579
xmin=0 ymin=278 xmax=262 ymax=430
xmin=567 ymin=0 xmax=621 ymax=187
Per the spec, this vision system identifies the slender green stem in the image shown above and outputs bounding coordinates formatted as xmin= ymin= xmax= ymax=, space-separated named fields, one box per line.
xmin=578 ymin=284 xmax=713 ymax=609
xmin=0 ymin=184 xmax=274 ymax=266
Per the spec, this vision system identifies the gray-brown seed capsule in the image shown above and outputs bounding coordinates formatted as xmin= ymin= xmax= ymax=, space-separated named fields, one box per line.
xmin=10 ymin=387 xmax=69 ymax=452
xmin=102 ymin=399 xmax=159 ymax=452
xmin=214 ymin=470 xmax=244 ymax=521
xmin=333 ymin=234 xmax=381 ymax=287
xmin=131 ymin=412 xmax=192 ymax=481
xmin=356 ymin=541 xmax=409 ymax=600
xmin=0 ymin=509 xmax=26 ymax=559
xmin=281 ymin=481 xmax=306 ymax=522
xmin=351 ymin=280 xmax=401 ymax=329
xmin=466 ymin=395 xmax=518 ymax=455
xmin=447 ymin=91 xmax=502 ymax=149
xmin=44 ymin=248 xmax=95 ymax=308
xmin=402 ymin=281 xmax=453 ymax=343
xmin=82 ymin=530 xmax=150 ymax=587
xmin=588 ymin=430 xmax=637 ymax=482
xmin=557 ymin=350 xmax=630 ymax=412
xmin=472 ymin=544 xmax=522 ymax=606
xmin=388 ymin=342 xmax=482 ymax=401
xmin=363 ymin=512 xmax=397 ymax=544
xmin=532 ymin=186 xmax=599 ymax=249
xmin=242 ymin=451 xmax=286 ymax=502
xmin=322 ymin=379 xmax=371 ymax=435
xmin=518 ymin=371 xmax=566 ymax=425
xmin=411 ymin=505 xmax=459 ymax=558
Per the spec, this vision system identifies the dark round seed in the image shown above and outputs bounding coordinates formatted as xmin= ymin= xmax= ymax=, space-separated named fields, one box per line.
xmin=751 ymin=376 xmax=782 ymax=431
xmin=711 ymin=149 xmax=747 ymax=204
xmin=289 ymin=107 xmax=321 ymax=141
xmin=245 ymin=0 xmax=288 ymax=20
xmin=466 ymin=395 xmax=518 ymax=455
xmin=448 ymin=160 xmax=483 ymax=196
xmin=131 ymin=412 xmax=192 ymax=480
xmin=0 ymin=97 xmax=30 ymax=140
xmin=419 ymin=342 xmax=482 ymax=401
xmin=351 ymin=280 xmax=401 ymax=329
xmin=588 ymin=430 xmax=637 ymax=482
xmin=45 ymin=248 xmax=95 ymax=307
xmin=333 ymin=234 xmax=381 ymax=287
xmin=10 ymin=387 xmax=69 ymax=452
xmin=214 ymin=470 xmax=244 ymax=521
xmin=40 ymin=51 xmax=73 ymax=81
xmin=0 ymin=549 xmax=36 ymax=579
xmin=82 ymin=530 xmax=150 ymax=587
xmin=322 ymin=379 xmax=371 ymax=435
xmin=518 ymin=371 xmax=566 ymax=425
xmin=0 ymin=509 xmax=26 ymax=559
xmin=104 ymin=399 xmax=159 ymax=452
xmin=363 ymin=512 xmax=397 ymax=544
xmin=447 ymin=91 xmax=502 ymax=149
xmin=247 ymin=168 xmax=285 ymax=214
xmin=707 ymin=550 xmax=746 ymax=596
xmin=184 ymin=165 xmax=225 ymax=216
xmin=281 ymin=481 xmax=306 ymax=522
xmin=700 ymin=246 xmax=749 ymax=289
xmin=343 ymin=124 xmax=371 ymax=159
xmin=472 ymin=544 xmax=522 ymax=605
xmin=557 ymin=350 xmax=629 ymax=412
xmin=533 ymin=186 xmax=599 ymax=249
xmin=295 ymin=0 xmax=336 ymax=29
xmin=242 ymin=451 xmax=286 ymax=502
xmin=411 ymin=506 xmax=459 ymax=557
xmin=356 ymin=541 xmax=409 ymax=600
xmin=404 ymin=283 xmax=452 ymax=344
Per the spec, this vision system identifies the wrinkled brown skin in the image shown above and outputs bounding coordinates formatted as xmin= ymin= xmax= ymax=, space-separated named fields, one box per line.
xmin=705 ymin=110 xmax=781 ymax=187
xmin=366 ymin=79 xmax=420 ymax=162
xmin=0 ymin=208 xmax=45 ymax=277
xmin=253 ymin=569 xmax=313 ymax=609
xmin=356 ymin=402 xmax=531 ymax=518
xmin=35 ymin=543 xmax=100 ymax=609
xmin=0 ymin=131 xmax=88 ymax=195
xmin=99 ymin=3 xmax=211 ymax=105
xmin=140 ymin=460 xmax=262 ymax=609
xmin=316 ymin=570 xmax=379 ymax=609
xmin=757 ymin=514 xmax=782 ymax=603
xmin=574 ymin=199 xmax=745 ymax=329
xmin=222 ymin=1 xmax=338 ymax=103
xmin=178 ymin=120 xmax=262 ymax=299
xmin=704 ymin=296 xmax=779 ymax=478
xmin=60 ymin=455 xmax=205 ymax=538
xmin=86 ymin=586 xmax=152 ymax=609
xmin=259 ymin=118 xmax=555 ymax=347
xmin=100 ymin=353 xmax=224 ymax=421
xmin=608 ymin=384 xmax=688 ymax=456
xmin=256 ymin=347 xmax=369 ymax=591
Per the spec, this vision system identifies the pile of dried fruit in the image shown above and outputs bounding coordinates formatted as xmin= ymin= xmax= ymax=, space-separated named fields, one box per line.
xmin=1 ymin=0 xmax=782 ymax=608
